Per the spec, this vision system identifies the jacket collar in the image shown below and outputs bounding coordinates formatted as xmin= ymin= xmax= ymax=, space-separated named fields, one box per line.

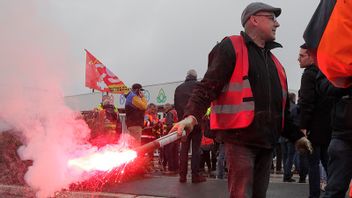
xmin=305 ymin=64 xmax=318 ymax=70
xmin=241 ymin=31 xmax=282 ymax=50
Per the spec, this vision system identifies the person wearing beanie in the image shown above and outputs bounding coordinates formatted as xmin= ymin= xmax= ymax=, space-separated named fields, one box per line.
xmin=171 ymin=2 xmax=312 ymax=197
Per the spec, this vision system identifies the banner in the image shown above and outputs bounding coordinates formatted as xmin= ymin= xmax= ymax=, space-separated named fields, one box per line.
xmin=85 ymin=49 xmax=129 ymax=93
xmin=304 ymin=0 xmax=352 ymax=88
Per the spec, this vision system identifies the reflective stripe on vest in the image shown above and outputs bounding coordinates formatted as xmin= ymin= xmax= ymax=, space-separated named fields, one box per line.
xmin=212 ymin=102 xmax=254 ymax=114
xmin=210 ymin=35 xmax=288 ymax=130
xmin=221 ymin=79 xmax=251 ymax=92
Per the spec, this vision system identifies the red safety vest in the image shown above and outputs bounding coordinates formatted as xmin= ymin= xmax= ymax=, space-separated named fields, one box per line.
xmin=210 ymin=35 xmax=288 ymax=130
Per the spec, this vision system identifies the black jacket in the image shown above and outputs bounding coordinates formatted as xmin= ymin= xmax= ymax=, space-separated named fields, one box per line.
xmin=174 ymin=76 xmax=202 ymax=134
xmin=184 ymin=32 xmax=303 ymax=149
xmin=317 ymin=72 xmax=352 ymax=142
xmin=174 ymin=77 xmax=199 ymax=121
xmin=289 ymin=102 xmax=300 ymax=127
xmin=299 ymin=66 xmax=333 ymax=145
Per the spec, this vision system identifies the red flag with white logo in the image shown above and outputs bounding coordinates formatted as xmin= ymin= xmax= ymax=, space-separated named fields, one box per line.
xmin=85 ymin=49 xmax=129 ymax=93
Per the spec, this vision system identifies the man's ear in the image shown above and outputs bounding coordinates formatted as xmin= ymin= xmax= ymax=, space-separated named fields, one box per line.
xmin=248 ymin=16 xmax=258 ymax=26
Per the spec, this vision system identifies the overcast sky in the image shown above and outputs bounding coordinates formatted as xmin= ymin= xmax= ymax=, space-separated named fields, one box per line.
xmin=0 ymin=0 xmax=319 ymax=96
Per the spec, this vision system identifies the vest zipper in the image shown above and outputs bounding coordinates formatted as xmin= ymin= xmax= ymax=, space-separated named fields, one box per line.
xmin=263 ymin=49 xmax=272 ymax=115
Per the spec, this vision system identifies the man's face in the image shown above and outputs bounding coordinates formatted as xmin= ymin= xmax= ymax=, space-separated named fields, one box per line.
xmin=298 ymin=48 xmax=313 ymax=68
xmin=252 ymin=11 xmax=280 ymax=41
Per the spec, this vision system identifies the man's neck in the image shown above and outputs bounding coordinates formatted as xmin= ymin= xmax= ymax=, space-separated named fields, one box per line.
xmin=246 ymin=31 xmax=265 ymax=48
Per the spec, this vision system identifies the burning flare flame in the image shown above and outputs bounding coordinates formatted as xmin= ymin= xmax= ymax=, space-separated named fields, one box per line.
xmin=68 ymin=146 xmax=137 ymax=172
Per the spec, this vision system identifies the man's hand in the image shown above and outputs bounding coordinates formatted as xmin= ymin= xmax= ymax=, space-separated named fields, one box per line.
xmin=170 ymin=116 xmax=197 ymax=136
xmin=139 ymin=90 xmax=144 ymax=97
xmin=295 ymin=137 xmax=313 ymax=154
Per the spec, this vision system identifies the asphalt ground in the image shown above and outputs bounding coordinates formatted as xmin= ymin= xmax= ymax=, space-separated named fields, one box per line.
xmin=0 ymin=174 xmax=309 ymax=198
xmin=103 ymin=173 xmax=309 ymax=198
xmin=2 ymin=173 xmax=351 ymax=197
xmin=0 ymin=154 xmax=349 ymax=198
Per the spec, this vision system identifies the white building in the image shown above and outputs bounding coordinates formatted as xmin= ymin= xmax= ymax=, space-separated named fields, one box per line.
xmin=64 ymin=80 xmax=298 ymax=112
xmin=64 ymin=80 xmax=184 ymax=111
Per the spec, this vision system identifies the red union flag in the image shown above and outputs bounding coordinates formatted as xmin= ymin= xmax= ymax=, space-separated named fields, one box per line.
xmin=85 ymin=49 xmax=129 ymax=93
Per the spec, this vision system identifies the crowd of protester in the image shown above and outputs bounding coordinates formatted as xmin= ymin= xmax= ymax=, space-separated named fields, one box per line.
xmin=81 ymin=86 xmax=351 ymax=197
xmin=80 ymin=72 xmax=351 ymax=197
xmin=80 ymin=84 xmax=326 ymax=184
xmin=81 ymin=75 xmax=352 ymax=197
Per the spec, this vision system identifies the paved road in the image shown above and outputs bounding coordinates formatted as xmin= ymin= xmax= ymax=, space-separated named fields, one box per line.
xmin=2 ymin=174 xmax=350 ymax=197
xmin=103 ymin=173 xmax=310 ymax=198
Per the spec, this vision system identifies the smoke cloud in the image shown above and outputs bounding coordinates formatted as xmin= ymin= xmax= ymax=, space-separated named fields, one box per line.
xmin=0 ymin=1 xmax=95 ymax=197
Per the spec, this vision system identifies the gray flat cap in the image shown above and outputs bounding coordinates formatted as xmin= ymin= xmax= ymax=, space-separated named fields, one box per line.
xmin=241 ymin=2 xmax=281 ymax=27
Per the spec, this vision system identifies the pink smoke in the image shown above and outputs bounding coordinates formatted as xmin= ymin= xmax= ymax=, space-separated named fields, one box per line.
xmin=0 ymin=1 xmax=105 ymax=197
